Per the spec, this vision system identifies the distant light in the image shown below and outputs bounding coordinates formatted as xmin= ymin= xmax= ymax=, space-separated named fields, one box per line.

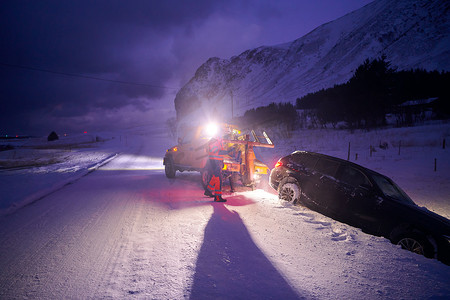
xmin=84 ymin=131 xmax=87 ymax=134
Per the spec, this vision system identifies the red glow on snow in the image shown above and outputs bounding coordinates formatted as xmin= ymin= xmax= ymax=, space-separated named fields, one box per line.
xmin=140 ymin=174 xmax=256 ymax=210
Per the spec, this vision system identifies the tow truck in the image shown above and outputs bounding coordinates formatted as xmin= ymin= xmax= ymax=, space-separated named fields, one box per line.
xmin=163 ymin=123 xmax=274 ymax=190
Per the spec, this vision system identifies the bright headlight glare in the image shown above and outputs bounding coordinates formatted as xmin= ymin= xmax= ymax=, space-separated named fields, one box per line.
xmin=205 ymin=123 xmax=219 ymax=137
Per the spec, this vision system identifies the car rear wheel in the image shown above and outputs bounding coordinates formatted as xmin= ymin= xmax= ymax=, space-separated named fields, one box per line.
xmin=164 ymin=157 xmax=176 ymax=178
xmin=278 ymin=178 xmax=301 ymax=203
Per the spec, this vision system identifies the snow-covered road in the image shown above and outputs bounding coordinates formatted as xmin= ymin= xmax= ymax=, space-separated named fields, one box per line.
xmin=1 ymin=127 xmax=449 ymax=299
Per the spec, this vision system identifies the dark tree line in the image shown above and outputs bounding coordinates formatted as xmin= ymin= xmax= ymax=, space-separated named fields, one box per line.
xmin=236 ymin=102 xmax=298 ymax=130
xmin=296 ymin=56 xmax=450 ymax=129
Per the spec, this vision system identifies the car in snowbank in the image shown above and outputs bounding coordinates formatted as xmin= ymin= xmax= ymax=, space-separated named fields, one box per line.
xmin=269 ymin=151 xmax=450 ymax=265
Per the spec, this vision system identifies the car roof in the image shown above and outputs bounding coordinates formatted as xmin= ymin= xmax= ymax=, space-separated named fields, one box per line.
xmin=290 ymin=150 xmax=386 ymax=178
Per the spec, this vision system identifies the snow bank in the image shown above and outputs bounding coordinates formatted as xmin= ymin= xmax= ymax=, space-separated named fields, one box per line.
xmin=0 ymin=132 xmax=131 ymax=216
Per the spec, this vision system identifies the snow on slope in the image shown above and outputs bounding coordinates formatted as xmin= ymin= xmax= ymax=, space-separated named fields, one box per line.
xmin=0 ymin=122 xmax=449 ymax=299
xmin=174 ymin=0 xmax=450 ymax=122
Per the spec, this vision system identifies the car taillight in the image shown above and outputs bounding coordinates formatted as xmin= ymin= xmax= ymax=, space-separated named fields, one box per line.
xmin=275 ymin=161 xmax=283 ymax=168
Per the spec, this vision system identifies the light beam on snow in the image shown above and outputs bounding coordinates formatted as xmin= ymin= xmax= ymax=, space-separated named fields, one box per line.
xmin=98 ymin=154 xmax=164 ymax=171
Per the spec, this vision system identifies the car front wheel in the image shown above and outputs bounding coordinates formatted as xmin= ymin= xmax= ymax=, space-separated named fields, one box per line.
xmin=393 ymin=231 xmax=434 ymax=258
xmin=397 ymin=237 xmax=425 ymax=255
xmin=278 ymin=178 xmax=301 ymax=203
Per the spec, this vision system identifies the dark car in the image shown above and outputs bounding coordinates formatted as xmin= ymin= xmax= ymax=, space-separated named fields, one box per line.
xmin=269 ymin=151 xmax=450 ymax=264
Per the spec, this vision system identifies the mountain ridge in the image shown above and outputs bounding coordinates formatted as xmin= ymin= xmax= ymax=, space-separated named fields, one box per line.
xmin=174 ymin=0 xmax=450 ymax=122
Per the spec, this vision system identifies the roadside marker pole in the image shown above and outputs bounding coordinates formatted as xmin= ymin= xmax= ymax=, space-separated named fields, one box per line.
xmin=347 ymin=142 xmax=350 ymax=161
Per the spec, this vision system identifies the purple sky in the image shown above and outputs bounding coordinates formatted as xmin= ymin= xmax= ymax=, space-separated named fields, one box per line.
xmin=0 ymin=0 xmax=373 ymax=136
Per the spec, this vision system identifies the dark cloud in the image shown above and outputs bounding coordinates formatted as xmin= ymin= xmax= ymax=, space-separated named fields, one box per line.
xmin=0 ymin=0 xmax=372 ymax=136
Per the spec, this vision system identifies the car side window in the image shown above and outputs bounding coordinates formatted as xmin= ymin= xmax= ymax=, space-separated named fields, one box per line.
xmin=314 ymin=158 xmax=340 ymax=177
xmin=291 ymin=153 xmax=318 ymax=170
xmin=338 ymin=166 xmax=371 ymax=188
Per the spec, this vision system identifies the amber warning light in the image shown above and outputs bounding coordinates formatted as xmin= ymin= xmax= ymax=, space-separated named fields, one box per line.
xmin=275 ymin=161 xmax=283 ymax=168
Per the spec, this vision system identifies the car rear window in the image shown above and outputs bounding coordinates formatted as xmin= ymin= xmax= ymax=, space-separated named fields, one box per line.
xmin=290 ymin=153 xmax=318 ymax=169
xmin=314 ymin=158 xmax=340 ymax=177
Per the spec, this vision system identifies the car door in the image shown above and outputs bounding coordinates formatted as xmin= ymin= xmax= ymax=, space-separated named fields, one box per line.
xmin=366 ymin=173 xmax=418 ymax=236
xmin=287 ymin=153 xmax=318 ymax=206
xmin=335 ymin=165 xmax=386 ymax=234
xmin=307 ymin=158 xmax=341 ymax=215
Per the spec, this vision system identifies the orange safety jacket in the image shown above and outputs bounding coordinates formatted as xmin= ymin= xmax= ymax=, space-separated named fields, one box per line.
xmin=208 ymin=138 xmax=225 ymax=161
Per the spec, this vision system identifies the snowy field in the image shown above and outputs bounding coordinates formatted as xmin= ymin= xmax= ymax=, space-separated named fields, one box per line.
xmin=0 ymin=122 xmax=449 ymax=299
xmin=259 ymin=122 xmax=450 ymax=219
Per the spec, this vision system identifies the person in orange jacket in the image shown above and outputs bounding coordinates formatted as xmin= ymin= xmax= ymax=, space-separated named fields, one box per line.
xmin=204 ymin=136 xmax=227 ymax=202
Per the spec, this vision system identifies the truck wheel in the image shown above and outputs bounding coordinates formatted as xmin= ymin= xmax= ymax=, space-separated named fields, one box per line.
xmin=257 ymin=174 xmax=270 ymax=190
xmin=241 ymin=171 xmax=253 ymax=187
xmin=229 ymin=173 xmax=240 ymax=192
xmin=201 ymin=169 xmax=211 ymax=189
xmin=165 ymin=157 xmax=176 ymax=178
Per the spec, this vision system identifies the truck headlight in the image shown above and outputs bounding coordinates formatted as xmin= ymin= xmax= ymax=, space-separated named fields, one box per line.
xmin=205 ymin=123 xmax=219 ymax=138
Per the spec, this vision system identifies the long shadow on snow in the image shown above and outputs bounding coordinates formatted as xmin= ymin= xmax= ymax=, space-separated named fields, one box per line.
xmin=189 ymin=203 xmax=306 ymax=300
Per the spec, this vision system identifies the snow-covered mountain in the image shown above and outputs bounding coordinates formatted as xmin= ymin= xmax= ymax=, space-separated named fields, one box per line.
xmin=174 ymin=0 xmax=450 ymax=122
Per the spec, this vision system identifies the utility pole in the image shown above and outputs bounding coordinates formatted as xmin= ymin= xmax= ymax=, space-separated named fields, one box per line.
xmin=230 ymin=90 xmax=234 ymax=119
